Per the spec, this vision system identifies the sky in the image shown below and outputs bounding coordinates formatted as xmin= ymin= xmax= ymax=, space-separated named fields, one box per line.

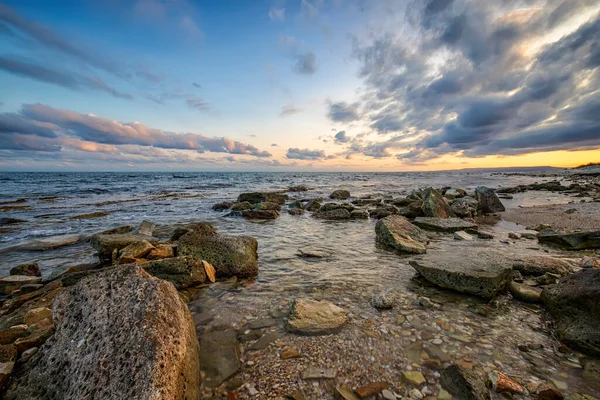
xmin=0 ymin=0 xmax=599 ymax=171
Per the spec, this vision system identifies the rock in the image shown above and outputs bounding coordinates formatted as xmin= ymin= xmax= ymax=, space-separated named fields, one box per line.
xmin=254 ymin=201 xmax=281 ymax=212
xmin=289 ymin=200 xmax=305 ymax=210
xmin=178 ymin=230 xmax=258 ymax=278
xmin=521 ymin=232 xmax=537 ymax=239
xmin=381 ymin=389 xmax=396 ymax=400
xmin=355 ymin=382 xmax=389 ymax=398
xmin=20 ymin=235 xmax=80 ymax=251
xmin=538 ymin=229 xmax=600 ymax=250
xmin=231 ymin=201 xmax=253 ymax=211
xmin=451 ymin=197 xmax=479 ymax=218
xmin=23 ymin=307 xmax=52 ymax=325
xmin=70 ymin=211 xmax=109 ymax=220
xmin=281 ymin=348 xmax=301 ymax=359
xmin=306 ymin=199 xmax=322 ymax=212
xmin=403 ymin=371 xmax=426 ymax=385
xmin=100 ymin=225 xmax=134 ymax=235
xmin=580 ymin=257 xmax=600 ymax=268
xmin=139 ymin=256 xmax=207 ymax=289
xmin=335 ymin=386 xmax=360 ymax=400
xmin=4 ymin=265 xmax=199 ymax=400
xmin=537 ymin=383 xmax=564 ymax=400
xmin=212 ymin=201 xmax=233 ymax=211
xmin=513 ymin=256 xmax=573 ymax=277
xmin=509 ymin=281 xmax=541 ymax=303
xmin=302 ymin=366 xmax=336 ymax=379
xmin=330 ymin=190 xmax=351 ymax=200
xmin=0 ymin=344 xmax=17 ymax=390
xmin=488 ymin=370 xmax=525 ymax=394
xmin=242 ymin=209 xmax=280 ymax=220
xmin=475 ymin=187 xmax=505 ymax=213
xmin=350 ymin=210 xmax=369 ymax=219
xmin=147 ymin=244 xmax=175 ymax=260
xmin=14 ymin=326 xmax=54 ymax=354
xmin=409 ymin=250 xmax=513 ymax=298
xmin=320 ymin=203 xmax=355 ymax=212
xmin=445 ymin=188 xmax=467 ymax=199
xmin=408 ymin=388 xmax=424 ymax=399
xmin=314 ymin=208 xmax=351 ymax=220
xmin=9 ymin=263 xmax=41 ymax=277
xmin=118 ymin=240 xmax=155 ymax=262
xmin=397 ymin=201 xmax=425 ymax=219
xmin=286 ymin=298 xmax=348 ymax=335
xmin=0 ymin=326 xmax=27 ymax=345
xmin=454 ymin=231 xmax=473 ymax=241
xmin=238 ymin=192 xmax=287 ymax=205
xmin=583 ymin=359 xmax=600 ymax=390
xmin=413 ymin=217 xmax=478 ymax=233
xmin=138 ymin=220 xmax=155 ymax=236
xmin=418 ymin=296 xmax=433 ymax=307
xmin=565 ymin=394 xmax=596 ymax=400
xmin=508 ymin=232 xmax=521 ymax=240
xmin=288 ymin=208 xmax=304 ymax=216
xmin=541 ymin=269 xmax=600 ymax=355
xmin=422 ymin=188 xmax=455 ymax=218
xmin=288 ymin=185 xmax=310 ymax=192
xmin=438 ymin=388 xmax=453 ymax=400
xmin=202 ymin=260 xmax=216 ymax=283
xmin=199 ymin=329 xmax=240 ymax=388
xmin=297 ymin=247 xmax=331 ymax=259
xmin=477 ymin=231 xmax=495 ymax=239
xmin=441 ymin=364 xmax=490 ymax=400
xmin=90 ymin=234 xmax=159 ymax=261
xmin=18 ymin=347 xmax=38 ymax=363
xmin=0 ymin=276 xmax=42 ymax=295
xmin=375 ymin=215 xmax=429 ymax=254
xmin=371 ymin=293 xmax=394 ymax=310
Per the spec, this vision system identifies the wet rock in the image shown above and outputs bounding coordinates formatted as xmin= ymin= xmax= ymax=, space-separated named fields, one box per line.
xmin=454 ymin=231 xmax=473 ymax=241
xmin=242 ymin=209 xmax=280 ymax=220
xmin=330 ymin=190 xmax=351 ymax=200
xmin=314 ymin=208 xmax=351 ymax=220
xmin=375 ymin=215 xmax=429 ymax=254
xmin=409 ymin=250 xmax=513 ymax=298
xmin=212 ymin=201 xmax=233 ymax=211
xmin=477 ymin=231 xmax=495 ymax=239
xmin=371 ymin=292 xmax=394 ymax=310
xmin=513 ymin=256 xmax=573 ymax=277
xmin=70 ymin=211 xmax=109 ymax=220
xmin=403 ymin=371 xmax=426 ymax=385
xmin=90 ymin=233 xmax=159 ymax=261
xmin=413 ymin=217 xmax=478 ymax=233
xmin=397 ymin=201 xmax=425 ymax=219
xmin=147 ymin=244 xmax=175 ymax=260
xmin=541 ymin=268 xmax=600 ymax=355
xmin=289 ymin=200 xmax=305 ymax=210
xmin=139 ymin=256 xmax=207 ymax=289
xmin=118 ymin=240 xmax=155 ymax=262
xmin=254 ymin=201 xmax=282 ymax=212
xmin=178 ymin=229 xmax=258 ymax=278
xmin=9 ymin=263 xmax=41 ymax=277
xmin=475 ymin=186 xmax=505 ymax=214
xmin=231 ymin=201 xmax=253 ymax=211
xmin=320 ymin=202 xmax=355 ymax=212
xmin=0 ymin=218 xmax=27 ymax=225
xmin=20 ymin=235 xmax=80 ymax=251
xmin=353 ymin=198 xmax=382 ymax=206
xmin=238 ymin=192 xmax=287 ymax=205
xmin=488 ymin=370 xmax=525 ymax=394
xmin=138 ymin=220 xmax=155 ymax=236
xmin=335 ymin=386 xmax=360 ymax=400
xmin=199 ymin=329 xmax=240 ymax=388
xmin=0 ymin=276 xmax=42 ymax=295
xmin=350 ymin=210 xmax=369 ymax=219
xmin=583 ymin=359 xmax=600 ymax=390
xmin=302 ymin=366 xmax=336 ymax=379
xmin=509 ymin=281 xmax=542 ymax=303
xmin=538 ymin=229 xmax=600 ymax=250
xmin=355 ymin=382 xmax=389 ymax=398
xmin=422 ymin=188 xmax=455 ymax=218
xmin=537 ymin=383 xmax=564 ymax=400
xmin=288 ymin=185 xmax=310 ymax=192
xmin=99 ymin=225 xmax=134 ymax=235
xmin=305 ymin=199 xmax=321 ymax=212
xmin=297 ymin=247 xmax=331 ymax=259
xmin=509 ymin=232 xmax=521 ymax=240
xmin=451 ymin=197 xmax=479 ymax=218
xmin=441 ymin=364 xmax=490 ymax=400
xmin=4 ymin=264 xmax=199 ymax=400
xmin=445 ymin=188 xmax=467 ymax=199
xmin=288 ymin=208 xmax=305 ymax=216
xmin=286 ymin=298 xmax=348 ymax=335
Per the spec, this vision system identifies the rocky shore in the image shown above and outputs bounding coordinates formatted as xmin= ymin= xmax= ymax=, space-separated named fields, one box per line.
xmin=1 ymin=173 xmax=599 ymax=399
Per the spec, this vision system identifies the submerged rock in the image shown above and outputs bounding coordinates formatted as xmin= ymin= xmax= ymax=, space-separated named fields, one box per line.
xmin=177 ymin=229 xmax=258 ymax=278
xmin=4 ymin=264 xmax=199 ymax=400
xmin=198 ymin=329 xmax=240 ymax=388
xmin=371 ymin=292 xmax=394 ymax=310
xmin=287 ymin=298 xmax=348 ymax=335
xmin=541 ymin=268 xmax=600 ymax=356
xmin=421 ymin=188 xmax=455 ymax=218
xmin=375 ymin=215 xmax=429 ymax=254
xmin=441 ymin=364 xmax=490 ymax=400
xmin=137 ymin=220 xmax=155 ymax=237
xmin=409 ymin=250 xmax=513 ymax=298
xmin=513 ymin=256 xmax=573 ymax=277
xmin=475 ymin=187 xmax=505 ymax=213
xmin=212 ymin=201 xmax=233 ymax=211
xmin=329 ymin=190 xmax=351 ymax=200
xmin=9 ymin=263 xmax=41 ymax=277
xmin=90 ymin=234 xmax=159 ymax=261
xmin=538 ymin=229 xmax=600 ymax=250
xmin=413 ymin=217 xmax=478 ymax=233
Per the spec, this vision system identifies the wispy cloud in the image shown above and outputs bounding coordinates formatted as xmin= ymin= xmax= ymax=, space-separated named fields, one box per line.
xmin=269 ymin=8 xmax=285 ymax=21
xmin=280 ymin=104 xmax=303 ymax=116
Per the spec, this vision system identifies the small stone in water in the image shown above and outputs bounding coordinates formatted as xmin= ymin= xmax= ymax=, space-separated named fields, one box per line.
xmin=371 ymin=293 xmax=394 ymax=310
xmin=418 ymin=296 xmax=432 ymax=308
xmin=453 ymin=231 xmax=473 ymax=241
xmin=380 ymin=389 xmax=396 ymax=400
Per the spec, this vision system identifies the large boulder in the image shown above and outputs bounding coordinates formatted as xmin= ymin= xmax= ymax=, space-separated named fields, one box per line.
xmin=409 ymin=250 xmax=513 ymax=298
xmin=512 ymin=256 xmax=573 ymax=276
xmin=237 ymin=192 xmax=286 ymax=205
xmin=140 ymin=257 xmax=207 ymax=289
xmin=177 ymin=230 xmax=258 ymax=278
xmin=413 ymin=217 xmax=478 ymax=233
xmin=286 ymin=298 xmax=348 ymax=335
xmin=90 ymin=234 xmax=159 ymax=261
xmin=541 ymin=269 xmax=600 ymax=356
xmin=538 ymin=229 xmax=600 ymax=250
xmin=475 ymin=187 xmax=505 ymax=213
xmin=375 ymin=215 xmax=429 ymax=254
xmin=329 ymin=190 xmax=351 ymax=200
xmin=421 ymin=188 xmax=455 ymax=218
xmin=4 ymin=264 xmax=199 ymax=400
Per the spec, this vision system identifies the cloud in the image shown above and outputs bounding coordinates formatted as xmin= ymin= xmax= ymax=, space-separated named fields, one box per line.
xmin=180 ymin=15 xmax=203 ymax=38
xmin=192 ymin=82 xmax=202 ymax=89
xmin=0 ymin=103 xmax=272 ymax=158
xmin=269 ymin=8 xmax=285 ymax=21
xmin=280 ymin=104 xmax=303 ymax=116
xmin=271 ymin=143 xmax=278 ymax=147
xmin=286 ymin=147 xmax=326 ymax=160
xmin=0 ymin=133 xmax=61 ymax=152
xmin=327 ymin=101 xmax=361 ymax=123
xmin=293 ymin=52 xmax=317 ymax=75
xmin=279 ymin=35 xmax=317 ymax=75
xmin=334 ymin=130 xmax=349 ymax=143
xmin=185 ymin=95 xmax=210 ymax=112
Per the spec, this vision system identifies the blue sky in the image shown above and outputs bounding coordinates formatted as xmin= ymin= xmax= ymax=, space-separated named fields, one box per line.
xmin=0 ymin=0 xmax=599 ymax=171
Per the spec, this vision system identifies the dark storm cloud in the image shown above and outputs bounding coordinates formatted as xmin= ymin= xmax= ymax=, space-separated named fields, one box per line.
xmin=286 ymin=147 xmax=326 ymax=160
xmin=0 ymin=133 xmax=61 ymax=152
xmin=334 ymin=131 xmax=349 ymax=143
xmin=334 ymin=0 xmax=600 ymax=160
xmin=0 ymin=103 xmax=272 ymax=157
xmin=293 ymin=52 xmax=317 ymax=75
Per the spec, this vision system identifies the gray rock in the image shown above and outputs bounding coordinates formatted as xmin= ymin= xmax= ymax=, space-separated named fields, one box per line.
xmin=138 ymin=220 xmax=155 ymax=236
xmin=350 ymin=210 xmax=369 ymax=219
xmin=513 ymin=256 xmax=573 ymax=277
xmin=305 ymin=199 xmax=322 ymax=211
xmin=139 ymin=256 xmax=207 ymax=289
xmin=371 ymin=293 xmax=394 ymax=310
xmin=538 ymin=229 xmax=600 ymax=250
xmin=178 ymin=230 xmax=258 ymax=278
xmin=441 ymin=364 xmax=490 ymax=400
xmin=413 ymin=217 xmax=478 ymax=233
xmin=409 ymin=250 xmax=513 ymax=298
xmin=375 ymin=215 xmax=429 ymax=254
xmin=444 ymin=188 xmax=467 ymax=199
xmin=541 ymin=269 xmax=600 ymax=356
xmin=314 ymin=208 xmax=351 ymax=220
xmin=421 ymin=188 xmax=455 ymax=218
xmin=90 ymin=234 xmax=159 ymax=261
xmin=199 ymin=329 xmax=240 ymax=388
xmin=451 ymin=197 xmax=478 ymax=218
xmin=330 ymin=190 xmax=350 ymax=200
xmin=287 ymin=298 xmax=348 ymax=335
xmin=454 ymin=231 xmax=473 ymax=241
xmin=4 ymin=264 xmax=199 ymax=400
xmin=475 ymin=186 xmax=505 ymax=213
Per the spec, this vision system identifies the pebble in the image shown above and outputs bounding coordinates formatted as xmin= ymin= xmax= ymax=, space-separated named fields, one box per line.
xmin=380 ymin=389 xmax=396 ymax=400
xmin=409 ymin=388 xmax=424 ymax=399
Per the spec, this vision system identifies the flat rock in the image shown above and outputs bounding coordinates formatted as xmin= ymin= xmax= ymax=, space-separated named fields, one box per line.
xmin=287 ymin=298 xmax=348 ymax=336
xmin=413 ymin=217 xmax=478 ymax=233
xmin=375 ymin=215 xmax=428 ymax=254
xmin=20 ymin=235 xmax=80 ymax=251
xmin=297 ymin=247 xmax=331 ymax=259
xmin=409 ymin=250 xmax=513 ymax=298
xmin=541 ymin=269 xmax=600 ymax=356
xmin=237 ymin=192 xmax=286 ymax=205
xmin=513 ymin=256 xmax=573 ymax=277
xmin=0 ymin=276 xmax=42 ymax=295
xmin=538 ymin=229 xmax=600 ymax=250
xmin=454 ymin=231 xmax=473 ymax=241
xmin=90 ymin=234 xmax=159 ymax=261
xmin=199 ymin=329 xmax=240 ymax=388
xmin=4 ymin=264 xmax=199 ymax=400
xmin=118 ymin=240 xmax=155 ymax=261
xmin=302 ymin=366 xmax=336 ymax=379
